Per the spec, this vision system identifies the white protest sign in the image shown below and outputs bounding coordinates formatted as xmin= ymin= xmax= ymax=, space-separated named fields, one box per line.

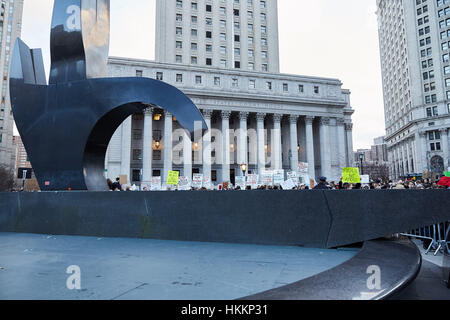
xmin=298 ymin=162 xmax=309 ymax=174
xmin=150 ymin=177 xmax=162 ymax=191
xmin=202 ymin=175 xmax=213 ymax=190
xmin=192 ymin=174 xmax=203 ymax=189
xmin=273 ymin=169 xmax=285 ymax=186
xmin=261 ymin=170 xmax=274 ymax=186
xmin=178 ymin=176 xmax=191 ymax=190
xmin=235 ymin=176 xmax=246 ymax=190
xmin=361 ymin=175 xmax=370 ymax=184
xmin=287 ymin=171 xmax=299 ymax=186
xmin=247 ymin=174 xmax=259 ymax=189
xmin=281 ymin=179 xmax=296 ymax=190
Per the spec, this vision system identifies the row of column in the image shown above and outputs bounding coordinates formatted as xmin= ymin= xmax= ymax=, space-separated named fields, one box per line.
xmin=136 ymin=108 xmax=353 ymax=184
xmin=390 ymin=127 xmax=449 ymax=178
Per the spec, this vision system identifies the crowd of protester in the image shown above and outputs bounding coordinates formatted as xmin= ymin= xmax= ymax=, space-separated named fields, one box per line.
xmin=106 ymin=175 xmax=450 ymax=191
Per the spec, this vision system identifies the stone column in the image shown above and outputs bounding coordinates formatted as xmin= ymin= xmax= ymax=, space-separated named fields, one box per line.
xmin=345 ymin=123 xmax=354 ymax=167
xmin=414 ymin=132 xmax=423 ymax=174
xmin=289 ymin=115 xmax=299 ymax=173
xmin=120 ymin=116 xmax=132 ymax=183
xmin=420 ymin=131 xmax=428 ymax=172
xmin=221 ymin=111 xmax=231 ymax=183
xmin=142 ymin=108 xmax=154 ymax=183
xmin=305 ymin=116 xmax=315 ymax=179
xmin=411 ymin=139 xmax=417 ymax=173
xmin=406 ymin=140 xmax=411 ymax=175
xmin=238 ymin=112 xmax=249 ymax=175
xmin=182 ymin=129 xmax=192 ymax=182
xmin=163 ymin=110 xmax=173 ymax=185
xmin=256 ymin=113 xmax=266 ymax=174
xmin=320 ymin=117 xmax=331 ymax=178
xmin=202 ymin=110 xmax=212 ymax=180
xmin=337 ymin=118 xmax=347 ymax=172
xmin=440 ymin=128 xmax=449 ymax=169
xmin=272 ymin=114 xmax=282 ymax=170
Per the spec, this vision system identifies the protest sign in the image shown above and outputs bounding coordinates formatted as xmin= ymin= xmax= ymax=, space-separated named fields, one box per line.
xmin=261 ymin=171 xmax=274 ymax=186
xmin=235 ymin=176 xmax=246 ymax=190
xmin=150 ymin=176 xmax=161 ymax=191
xmin=361 ymin=175 xmax=370 ymax=184
xmin=247 ymin=174 xmax=259 ymax=189
xmin=281 ymin=179 xmax=295 ymax=190
xmin=273 ymin=169 xmax=285 ymax=185
xmin=444 ymin=171 xmax=450 ymax=177
xmin=342 ymin=167 xmax=361 ymax=184
xmin=202 ymin=175 xmax=213 ymax=190
xmin=298 ymin=162 xmax=309 ymax=174
xmin=167 ymin=171 xmax=180 ymax=185
xmin=192 ymin=174 xmax=203 ymax=189
xmin=178 ymin=176 xmax=191 ymax=190
xmin=287 ymin=171 xmax=299 ymax=186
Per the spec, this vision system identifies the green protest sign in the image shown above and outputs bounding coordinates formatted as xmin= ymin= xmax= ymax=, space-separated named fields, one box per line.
xmin=444 ymin=171 xmax=450 ymax=177
xmin=342 ymin=167 xmax=361 ymax=184
xmin=167 ymin=171 xmax=180 ymax=185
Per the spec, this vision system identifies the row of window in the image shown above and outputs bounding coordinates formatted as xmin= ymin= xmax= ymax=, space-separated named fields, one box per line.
xmin=141 ymin=70 xmax=321 ymax=94
xmin=176 ymin=0 xmax=266 ymax=10
xmin=175 ymin=27 xmax=269 ymax=45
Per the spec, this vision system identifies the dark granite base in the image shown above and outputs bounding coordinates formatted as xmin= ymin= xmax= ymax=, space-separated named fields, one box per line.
xmin=241 ymin=238 xmax=422 ymax=300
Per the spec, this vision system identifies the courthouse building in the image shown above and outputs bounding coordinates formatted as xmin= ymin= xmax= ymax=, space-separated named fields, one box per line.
xmin=105 ymin=0 xmax=355 ymax=187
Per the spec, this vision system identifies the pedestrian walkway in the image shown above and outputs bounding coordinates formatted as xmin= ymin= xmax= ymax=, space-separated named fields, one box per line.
xmin=0 ymin=233 xmax=358 ymax=300
xmin=389 ymin=240 xmax=450 ymax=300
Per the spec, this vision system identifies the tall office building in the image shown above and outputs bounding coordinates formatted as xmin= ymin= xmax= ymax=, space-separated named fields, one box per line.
xmin=156 ymin=0 xmax=280 ymax=73
xmin=377 ymin=0 xmax=450 ymax=179
xmin=0 ymin=0 xmax=24 ymax=170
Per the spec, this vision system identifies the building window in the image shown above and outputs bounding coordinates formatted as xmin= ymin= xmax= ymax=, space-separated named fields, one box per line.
xmin=314 ymin=86 xmax=320 ymax=94
xmin=156 ymin=72 xmax=163 ymax=80
xmin=232 ymin=78 xmax=239 ymax=88
xmin=176 ymin=55 xmax=182 ymax=63
xmin=136 ymin=70 xmax=143 ymax=77
xmin=214 ymin=77 xmax=221 ymax=86
xmin=191 ymin=56 xmax=198 ymax=64
xmin=249 ymin=79 xmax=256 ymax=89
xmin=283 ymin=83 xmax=288 ymax=92
xmin=176 ymin=74 xmax=183 ymax=83
xmin=234 ymin=61 xmax=241 ymax=68
xmin=299 ymin=84 xmax=304 ymax=93
xmin=206 ymin=58 xmax=212 ymax=65
xmin=133 ymin=149 xmax=142 ymax=161
xmin=195 ymin=75 xmax=202 ymax=84
xmin=266 ymin=81 xmax=272 ymax=90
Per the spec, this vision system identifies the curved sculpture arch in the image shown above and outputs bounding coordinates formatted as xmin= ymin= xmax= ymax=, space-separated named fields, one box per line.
xmin=10 ymin=0 xmax=207 ymax=191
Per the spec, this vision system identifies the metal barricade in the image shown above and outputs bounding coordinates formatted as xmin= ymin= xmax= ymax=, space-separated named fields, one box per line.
xmin=401 ymin=221 xmax=449 ymax=256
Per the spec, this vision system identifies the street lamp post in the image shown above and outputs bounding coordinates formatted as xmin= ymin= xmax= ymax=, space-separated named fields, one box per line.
xmin=240 ymin=163 xmax=247 ymax=177
xmin=359 ymin=153 xmax=364 ymax=175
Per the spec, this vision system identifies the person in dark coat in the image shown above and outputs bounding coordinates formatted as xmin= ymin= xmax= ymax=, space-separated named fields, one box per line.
xmin=313 ymin=176 xmax=330 ymax=190
xmin=111 ymin=177 xmax=122 ymax=191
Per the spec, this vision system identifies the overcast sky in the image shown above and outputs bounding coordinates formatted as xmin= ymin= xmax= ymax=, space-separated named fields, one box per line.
xmin=19 ymin=0 xmax=383 ymax=150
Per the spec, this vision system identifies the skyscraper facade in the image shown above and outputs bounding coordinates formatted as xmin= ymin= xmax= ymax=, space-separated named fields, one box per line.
xmin=156 ymin=0 xmax=280 ymax=73
xmin=377 ymin=0 xmax=450 ymax=179
xmin=0 ymin=0 xmax=24 ymax=170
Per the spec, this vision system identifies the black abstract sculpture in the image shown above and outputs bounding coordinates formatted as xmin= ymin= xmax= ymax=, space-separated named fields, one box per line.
xmin=10 ymin=0 xmax=207 ymax=191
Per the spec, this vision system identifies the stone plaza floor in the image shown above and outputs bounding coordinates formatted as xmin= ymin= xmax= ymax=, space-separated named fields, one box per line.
xmin=0 ymin=232 xmax=358 ymax=300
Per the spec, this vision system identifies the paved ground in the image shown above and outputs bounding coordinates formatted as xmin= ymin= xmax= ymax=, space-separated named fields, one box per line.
xmin=390 ymin=240 xmax=450 ymax=300
xmin=0 ymin=233 xmax=358 ymax=300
